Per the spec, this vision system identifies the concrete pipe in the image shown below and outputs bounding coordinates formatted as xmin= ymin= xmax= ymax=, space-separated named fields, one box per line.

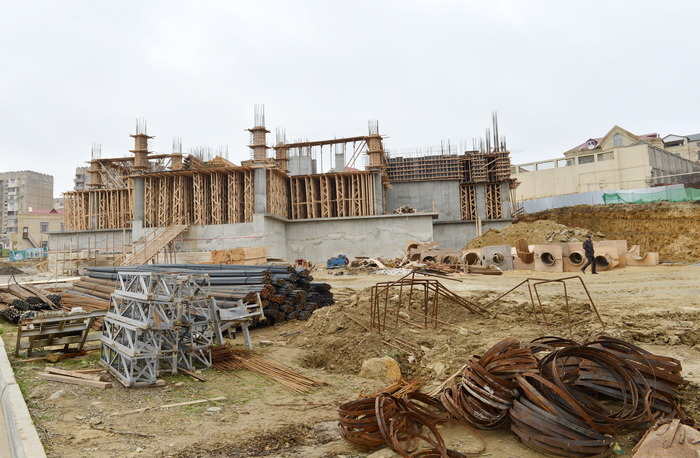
xmin=568 ymin=251 xmax=584 ymax=266
xmin=540 ymin=252 xmax=556 ymax=266
xmin=595 ymin=254 xmax=614 ymax=271
xmin=464 ymin=252 xmax=480 ymax=266
xmin=492 ymin=252 xmax=505 ymax=266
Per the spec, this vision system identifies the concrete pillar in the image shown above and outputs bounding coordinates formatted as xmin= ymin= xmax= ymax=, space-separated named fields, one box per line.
xmin=253 ymin=168 xmax=267 ymax=214
xmin=501 ymin=181 xmax=511 ymax=218
xmin=335 ymin=153 xmax=345 ymax=172
xmin=133 ymin=175 xmax=145 ymax=223
xmin=373 ymin=171 xmax=384 ymax=215
xmin=475 ymin=184 xmax=487 ymax=220
xmin=311 ymin=159 xmax=318 ymax=175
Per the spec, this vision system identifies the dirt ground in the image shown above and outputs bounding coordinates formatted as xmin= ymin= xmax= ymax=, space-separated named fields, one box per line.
xmin=6 ymin=264 xmax=700 ymax=458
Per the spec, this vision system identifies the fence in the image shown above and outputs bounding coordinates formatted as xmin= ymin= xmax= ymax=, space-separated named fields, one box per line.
xmin=603 ymin=187 xmax=700 ymax=204
xmin=8 ymin=248 xmax=48 ymax=261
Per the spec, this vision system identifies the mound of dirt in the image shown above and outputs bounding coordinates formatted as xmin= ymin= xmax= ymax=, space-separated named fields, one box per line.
xmin=520 ymin=201 xmax=700 ymax=263
xmin=0 ymin=265 xmax=25 ymax=275
xmin=463 ymin=220 xmax=603 ymax=250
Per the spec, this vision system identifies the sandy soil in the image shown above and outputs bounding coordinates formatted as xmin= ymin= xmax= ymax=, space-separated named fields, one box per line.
xmin=7 ymin=264 xmax=700 ymax=458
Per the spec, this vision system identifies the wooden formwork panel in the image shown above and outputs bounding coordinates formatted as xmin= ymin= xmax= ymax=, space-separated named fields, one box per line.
xmin=288 ymin=172 xmax=375 ymax=220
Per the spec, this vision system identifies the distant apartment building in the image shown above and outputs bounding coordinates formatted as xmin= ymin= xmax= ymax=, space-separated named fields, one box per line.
xmin=74 ymin=166 xmax=88 ymax=191
xmin=53 ymin=197 xmax=64 ymax=210
xmin=0 ymin=171 xmax=54 ymax=238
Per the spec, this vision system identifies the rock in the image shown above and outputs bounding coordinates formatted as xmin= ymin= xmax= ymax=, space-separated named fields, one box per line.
xmin=48 ymin=389 xmax=64 ymax=401
xmin=174 ymin=382 xmax=185 ymax=387
xmin=398 ymin=311 xmax=411 ymax=320
xmin=359 ymin=357 xmax=401 ymax=382
xmin=90 ymin=417 xmax=102 ymax=425
xmin=207 ymin=407 xmax=221 ymax=412
xmin=367 ymin=448 xmax=401 ymax=458
xmin=433 ymin=362 xmax=446 ymax=378
xmin=668 ymin=335 xmax=681 ymax=345
xmin=314 ymin=421 xmax=342 ymax=444
xmin=574 ymin=229 xmax=580 ymax=236
xmin=45 ymin=353 xmax=61 ymax=363
xmin=259 ymin=340 xmax=273 ymax=347
xmin=407 ymin=355 xmax=415 ymax=364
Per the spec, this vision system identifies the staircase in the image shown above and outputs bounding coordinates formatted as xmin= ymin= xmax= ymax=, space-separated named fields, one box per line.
xmin=111 ymin=224 xmax=189 ymax=267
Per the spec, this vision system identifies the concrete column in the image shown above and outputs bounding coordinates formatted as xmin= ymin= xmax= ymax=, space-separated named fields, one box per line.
xmin=501 ymin=181 xmax=511 ymax=218
xmin=475 ymin=184 xmax=487 ymax=220
xmin=253 ymin=167 xmax=267 ymax=214
xmin=372 ymin=171 xmax=384 ymax=215
xmin=133 ymin=175 xmax=145 ymax=223
xmin=335 ymin=153 xmax=345 ymax=172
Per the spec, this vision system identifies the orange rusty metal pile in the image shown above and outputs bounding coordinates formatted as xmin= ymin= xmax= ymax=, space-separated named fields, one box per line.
xmin=339 ymin=336 xmax=692 ymax=457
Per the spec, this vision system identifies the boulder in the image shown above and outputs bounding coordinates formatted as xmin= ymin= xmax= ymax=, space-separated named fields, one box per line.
xmin=358 ymin=357 xmax=401 ymax=382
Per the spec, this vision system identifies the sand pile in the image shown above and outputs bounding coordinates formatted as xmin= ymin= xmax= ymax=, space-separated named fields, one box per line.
xmin=463 ymin=220 xmax=604 ymax=250
xmin=0 ymin=265 xmax=25 ymax=275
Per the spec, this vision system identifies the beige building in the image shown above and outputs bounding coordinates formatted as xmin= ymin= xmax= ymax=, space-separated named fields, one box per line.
xmin=0 ymin=170 xmax=54 ymax=236
xmin=513 ymin=126 xmax=700 ymax=202
xmin=663 ymin=133 xmax=700 ymax=162
xmin=10 ymin=208 xmax=63 ymax=250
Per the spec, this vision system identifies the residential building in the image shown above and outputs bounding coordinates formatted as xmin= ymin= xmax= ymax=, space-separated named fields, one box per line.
xmin=512 ymin=126 xmax=700 ymax=202
xmin=10 ymin=208 xmax=63 ymax=250
xmin=662 ymin=134 xmax=700 ymax=162
xmin=53 ymin=197 xmax=64 ymax=210
xmin=0 ymin=171 xmax=54 ymax=237
xmin=74 ymin=166 xmax=88 ymax=191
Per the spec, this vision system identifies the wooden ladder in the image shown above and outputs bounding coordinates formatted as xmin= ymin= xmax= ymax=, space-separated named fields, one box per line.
xmin=110 ymin=224 xmax=189 ymax=266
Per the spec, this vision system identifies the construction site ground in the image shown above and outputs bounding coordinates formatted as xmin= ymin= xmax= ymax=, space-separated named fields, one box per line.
xmin=3 ymin=263 xmax=700 ymax=458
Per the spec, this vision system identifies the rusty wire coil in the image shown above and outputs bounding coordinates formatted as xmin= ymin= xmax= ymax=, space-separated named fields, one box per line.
xmin=338 ymin=396 xmax=397 ymax=449
xmin=511 ymin=374 xmax=616 ymax=457
xmin=440 ymin=338 xmax=537 ymax=429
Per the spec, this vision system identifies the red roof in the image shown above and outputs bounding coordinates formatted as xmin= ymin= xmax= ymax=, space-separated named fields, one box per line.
xmin=567 ymin=132 xmax=659 ymax=153
xmin=27 ymin=208 xmax=63 ymax=215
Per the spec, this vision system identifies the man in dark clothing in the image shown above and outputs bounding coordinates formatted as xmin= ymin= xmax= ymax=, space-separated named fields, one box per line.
xmin=581 ymin=235 xmax=597 ymax=274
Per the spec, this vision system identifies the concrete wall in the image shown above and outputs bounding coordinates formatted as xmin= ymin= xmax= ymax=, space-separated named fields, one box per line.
xmin=47 ymin=228 xmax=132 ymax=252
xmin=433 ymin=219 xmax=514 ymax=251
xmin=284 ymin=213 xmax=436 ymax=262
xmin=386 ymin=180 xmax=461 ymax=222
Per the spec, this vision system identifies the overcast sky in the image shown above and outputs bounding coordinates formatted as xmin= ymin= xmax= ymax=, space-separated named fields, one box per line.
xmin=1 ymin=1 xmax=698 ymax=196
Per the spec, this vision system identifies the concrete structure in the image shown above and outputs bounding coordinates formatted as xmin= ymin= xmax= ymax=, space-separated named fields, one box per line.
xmin=513 ymin=126 xmax=700 ymax=202
xmin=663 ymin=133 xmax=700 ymax=162
xmin=0 ymin=171 xmax=54 ymax=237
xmin=53 ymin=112 xmax=515 ymax=265
xmin=0 ymin=337 xmax=47 ymax=457
xmin=11 ymin=208 xmax=63 ymax=250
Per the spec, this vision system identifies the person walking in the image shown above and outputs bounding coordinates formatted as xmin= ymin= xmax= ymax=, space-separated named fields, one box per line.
xmin=581 ymin=235 xmax=597 ymax=274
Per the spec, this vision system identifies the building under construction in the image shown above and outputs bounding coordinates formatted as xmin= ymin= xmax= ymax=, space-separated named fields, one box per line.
xmin=53 ymin=109 xmax=517 ymax=267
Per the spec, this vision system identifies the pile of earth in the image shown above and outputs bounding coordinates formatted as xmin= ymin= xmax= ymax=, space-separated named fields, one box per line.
xmin=520 ymin=201 xmax=700 ymax=263
xmin=0 ymin=265 xmax=25 ymax=275
xmin=463 ymin=220 xmax=604 ymax=250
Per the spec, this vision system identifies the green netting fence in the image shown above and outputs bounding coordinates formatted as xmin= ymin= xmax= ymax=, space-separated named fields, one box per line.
xmin=603 ymin=187 xmax=700 ymax=204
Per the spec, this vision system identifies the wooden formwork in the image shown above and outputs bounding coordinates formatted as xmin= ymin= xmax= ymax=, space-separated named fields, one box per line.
xmin=266 ymin=169 xmax=289 ymax=218
xmin=460 ymin=184 xmax=478 ymax=220
xmin=485 ymin=183 xmax=503 ymax=219
xmin=144 ymin=167 xmax=255 ymax=227
xmin=63 ymin=188 xmax=134 ymax=231
xmin=289 ymin=171 xmax=375 ymax=220
xmin=386 ymin=155 xmax=461 ymax=182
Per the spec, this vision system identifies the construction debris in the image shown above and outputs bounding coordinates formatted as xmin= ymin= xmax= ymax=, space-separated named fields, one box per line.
xmin=211 ymin=247 xmax=267 ymax=265
xmin=211 ymin=345 xmax=328 ymax=394
xmin=393 ymin=205 xmax=417 ymax=214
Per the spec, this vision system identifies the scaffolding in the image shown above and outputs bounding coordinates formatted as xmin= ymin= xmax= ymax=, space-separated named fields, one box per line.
xmin=289 ymin=171 xmax=376 ymax=219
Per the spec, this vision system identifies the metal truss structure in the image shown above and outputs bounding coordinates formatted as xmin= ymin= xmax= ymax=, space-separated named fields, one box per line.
xmin=100 ymin=271 xmax=263 ymax=387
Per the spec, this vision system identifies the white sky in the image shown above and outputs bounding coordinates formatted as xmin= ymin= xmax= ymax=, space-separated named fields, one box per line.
xmin=1 ymin=1 xmax=698 ymax=196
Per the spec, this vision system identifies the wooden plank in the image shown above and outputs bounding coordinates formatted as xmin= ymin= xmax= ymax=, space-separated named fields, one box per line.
xmin=44 ymin=367 xmax=102 ymax=381
xmin=37 ymin=372 xmax=112 ymax=388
